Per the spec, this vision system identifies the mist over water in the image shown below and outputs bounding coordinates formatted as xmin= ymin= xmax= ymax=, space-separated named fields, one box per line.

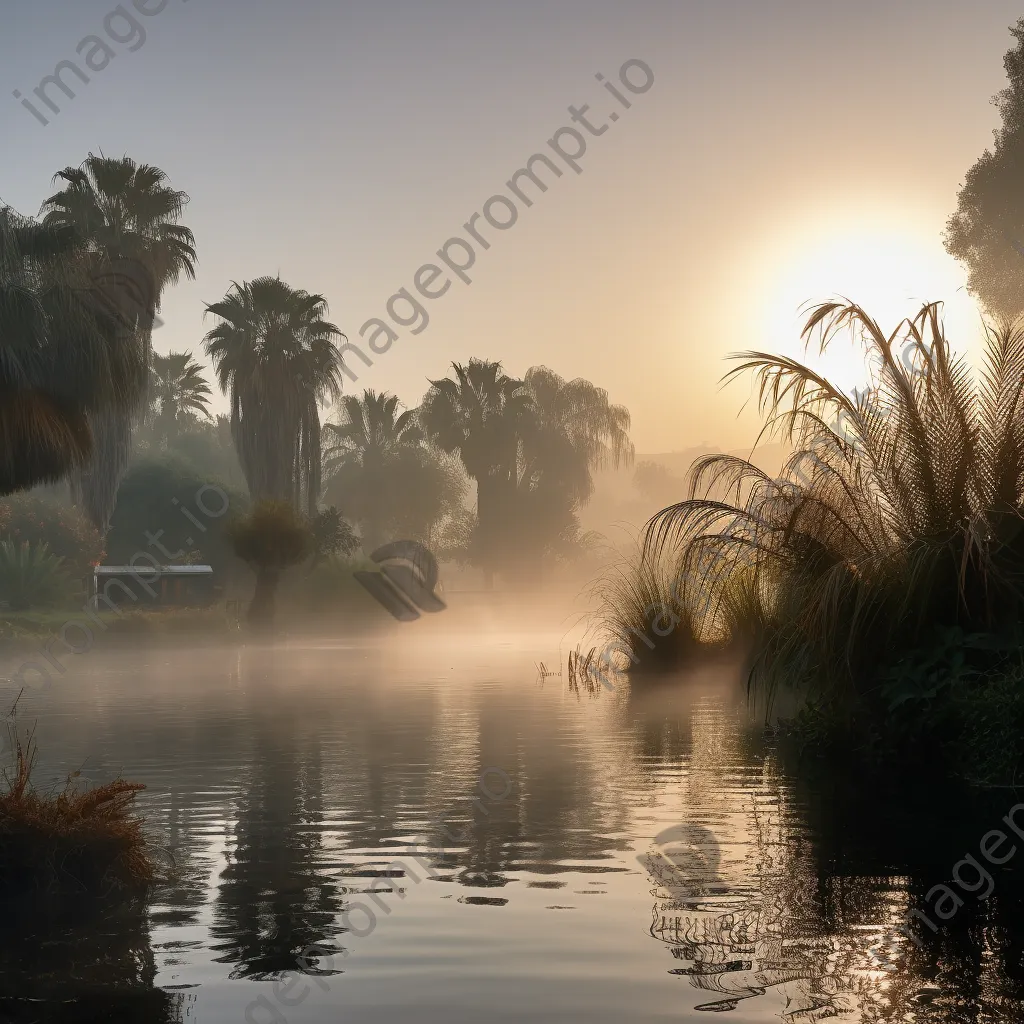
xmin=0 ymin=621 xmax=1017 ymax=1022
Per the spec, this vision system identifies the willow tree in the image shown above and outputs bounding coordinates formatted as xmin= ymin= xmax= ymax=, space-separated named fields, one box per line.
xmin=0 ymin=205 xmax=147 ymax=495
xmin=203 ymin=277 xmax=344 ymax=514
xmin=40 ymin=155 xmax=197 ymax=532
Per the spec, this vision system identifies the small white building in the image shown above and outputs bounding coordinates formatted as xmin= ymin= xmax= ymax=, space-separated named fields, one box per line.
xmin=91 ymin=564 xmax=216 ymax=606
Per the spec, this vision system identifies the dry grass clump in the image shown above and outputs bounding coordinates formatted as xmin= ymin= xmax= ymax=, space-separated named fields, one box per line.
xmin=0 ymin=722 xmax=154 ymax=898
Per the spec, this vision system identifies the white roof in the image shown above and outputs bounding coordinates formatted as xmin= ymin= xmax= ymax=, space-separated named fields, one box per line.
xmin=94 ymin=565 xmax=214 ymax=574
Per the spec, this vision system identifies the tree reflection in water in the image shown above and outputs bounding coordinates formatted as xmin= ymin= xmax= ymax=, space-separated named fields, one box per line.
xmin=637 ymin=741 xmax=1024 ymax=1020
xmin=0 ymin=899 xmax=188 ymax=1023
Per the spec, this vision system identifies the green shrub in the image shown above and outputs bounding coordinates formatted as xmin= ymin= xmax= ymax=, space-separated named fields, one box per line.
xmin=289 ymin=553 xmax=377 ymax=612
xmin=107 ymin=457 xmax=246 ymax=573
xmin=0 ymin=541 xmax=71 ymax=611
xmin=228 ymin=501 xmax=314 ymax=627
xmin=0 ymin=494 xmax=103 ymax=580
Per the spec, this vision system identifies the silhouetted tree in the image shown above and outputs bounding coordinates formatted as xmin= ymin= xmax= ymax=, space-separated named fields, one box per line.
xmin=228 ymin=500 xmax=313 ymax=626
xmin=149 ymin=351 xmax=211 ymax=444
xmin=0 ymin=206 xmax=147 ymax=496
xmin=204 ymin=278 xmax=343 ymax=514
xmin=41 ymin=155 xmax=197 ymax=532
xmin=946 ymin=17 xmax=1024 ymax=318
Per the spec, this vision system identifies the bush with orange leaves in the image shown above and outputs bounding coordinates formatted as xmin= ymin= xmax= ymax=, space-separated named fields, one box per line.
xmin=0 ymin=724 xmax=154 ymax=898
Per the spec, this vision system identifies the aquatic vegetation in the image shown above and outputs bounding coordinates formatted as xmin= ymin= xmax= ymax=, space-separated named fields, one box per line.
xmin=587 ymin=544 xmax=703 ymax=676
xmin=0 ymin=726 xmax=154 ymax=899
xmin=604 ymin=301 xmax=1024 ymax=775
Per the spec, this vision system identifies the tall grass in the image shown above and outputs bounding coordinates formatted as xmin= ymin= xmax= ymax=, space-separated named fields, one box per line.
xmin=0 ymin=723 xmax=155 ymax=899
xmin=587 ymin=542 xmax=703 ymax=674
xmin=607 ymin=301 xmax=1024 ymax=723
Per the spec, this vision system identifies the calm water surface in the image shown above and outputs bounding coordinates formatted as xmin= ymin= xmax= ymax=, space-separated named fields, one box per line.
xmin=2 ymin=624 xmax=1023 ymax=1023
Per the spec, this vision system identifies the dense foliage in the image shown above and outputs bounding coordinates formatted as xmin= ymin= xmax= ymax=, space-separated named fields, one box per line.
xmin=0 ymin=206 xmax=147 ymax=496
xmin=619 ymin=301 xmax=1024 ymax=781
xmin=106 ymin=458 xmax=245 ymax=573
xmin=0 ymin=540 xmax=70 ymax=611
xmin=322 ymin=390 xmax=466 ymax=552
xmin=946 ymin=17 xmax=1024 ymax=319
xmin=227 ymin=500 xmax=314 ymax=626
xmin=422 ymin=360 xmax=632 ymax=586
xmin=0 ymin=493 xmax=103 ymax=579
xmin=41 ymin=155 xmax=197 ymax=532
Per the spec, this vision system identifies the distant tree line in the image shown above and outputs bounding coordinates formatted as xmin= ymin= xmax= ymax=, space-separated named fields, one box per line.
xmin=1 ymin=154 xmax=633 ymax=591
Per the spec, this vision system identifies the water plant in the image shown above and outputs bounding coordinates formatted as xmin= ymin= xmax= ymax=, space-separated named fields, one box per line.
xmin=604 ymin=301 xmax=1024 ymax=776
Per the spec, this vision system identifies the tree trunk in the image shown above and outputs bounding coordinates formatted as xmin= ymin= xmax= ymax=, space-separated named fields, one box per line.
xmin=70 ymin=408 xmax=134 ymax=535
xmin=247 ymin=567 xmax=280 ymax=628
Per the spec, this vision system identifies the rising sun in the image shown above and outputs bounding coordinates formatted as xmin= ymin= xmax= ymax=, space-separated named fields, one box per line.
xmin=746 ymin=203 xmax=985 ymax=400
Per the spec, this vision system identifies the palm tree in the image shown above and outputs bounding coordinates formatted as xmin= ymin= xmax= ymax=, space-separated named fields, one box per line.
xmin=322 ymin=390 xmax=424 ymax=550
xmin=421 ymin=361 xmax=633 ymax=585
xmin=149 ymin=350 xmax=212 ymax=444
xmin=324 ymin=390 xmax=423 ymax=465
xmin=203 ymin=277 xmax=344 ymax=515
xmin=420 ymin=360 xmax=529 ymax=586
xmin=0 ymin=204 xmax=148 ymax=495
xmin=40 ymin=154 xmax=197 ymax=533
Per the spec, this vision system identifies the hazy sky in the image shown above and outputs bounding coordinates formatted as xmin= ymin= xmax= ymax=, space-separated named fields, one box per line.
xmin=2 ymin=0 xmax=1019 ymax=451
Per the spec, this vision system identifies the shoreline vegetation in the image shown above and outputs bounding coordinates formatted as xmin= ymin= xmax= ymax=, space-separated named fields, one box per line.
xmin=596 ymin=301 xmax=1024 ymax=786
xmin=0 ymin=715 xmax=157 ymax=905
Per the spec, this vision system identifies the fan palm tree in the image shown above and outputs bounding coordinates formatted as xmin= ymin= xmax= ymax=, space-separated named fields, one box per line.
xmin=642 ymin=300 xmax=1024 ymax=705
xmin=321 ymin=390 xmax=424 ymax=550
xmin=0 ymin=204 xmax=148 ymax=495
xmin=203 ymin=277 xmax=344 ymax=515
xmin=324 ymin=390 xmax=423 ymax=466
xmin=421 ymin=360 xmax=529 ymax=586
xmin=40 ymin=154 xmax=197 ymax=532
xmin=422 ymin=361 xmax=632 ymax=585
xmin=149 ymin=350 xmax=212 ymax=443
